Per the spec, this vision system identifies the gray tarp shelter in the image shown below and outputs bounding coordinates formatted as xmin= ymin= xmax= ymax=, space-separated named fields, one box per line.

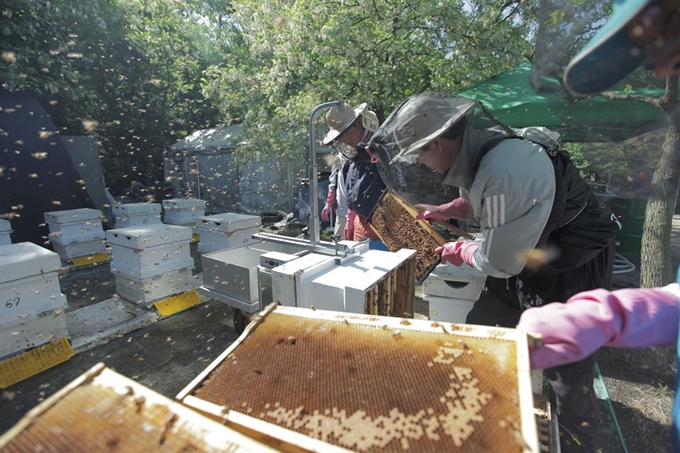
xmin=61 ymin=136 xmax=109 ymax=219
xmin=165 ymin=124 xmax=312 ymax=215
xmin=459 ymin=61 xmax=668 ymax=142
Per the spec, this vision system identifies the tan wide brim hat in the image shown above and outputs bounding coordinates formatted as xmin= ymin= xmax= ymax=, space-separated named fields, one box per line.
xmin=322 ymin=102 xmax=368 ymax=145
xmin=389 ymin=93 xmax=476 ymax=163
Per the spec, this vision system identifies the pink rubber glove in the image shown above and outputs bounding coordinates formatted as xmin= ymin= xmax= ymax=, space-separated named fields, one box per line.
xmin=321 ymin=188 xmax=337 ymax=222
xmin=435 ymin=241 xmax=479 ymax=266
xmin=345 ymin=210 xmax=356 ymax=240
xmin=415 ymin=197 xmax=473 ymax=221
xmin=518 ymin=287 xmax=680 ymax=370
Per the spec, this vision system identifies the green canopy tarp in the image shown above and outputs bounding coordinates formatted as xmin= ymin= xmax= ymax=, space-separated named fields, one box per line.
xmin=458 ymin=62 xmax=668 ymax=142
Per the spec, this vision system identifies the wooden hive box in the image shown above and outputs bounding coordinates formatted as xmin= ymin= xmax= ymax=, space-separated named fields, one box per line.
xmin=0 ymin=363 xmax=279 ymax=453
xmin=177 ymin=304 xmax=539 ymax=453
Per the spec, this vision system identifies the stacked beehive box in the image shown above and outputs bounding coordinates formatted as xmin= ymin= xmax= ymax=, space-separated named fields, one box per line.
xmin=0 ymin=219 xmax=12 ymax=245
xmin=111 ymin=203 xmax=162 ymax=228
xmin=162 ymin=198 xmax=206 ymax=226
xmin=0 ymin=242 xmax=68 ymax=360
xmin=106 ymin=225 xmax=195 ymax=305
xmin=44 ymin=208 xmax=107 ymax=261
xmin=423 ymin=263 xmax=487 ymax=323
xmin=196 ymin=213 xmax=261 ymax=254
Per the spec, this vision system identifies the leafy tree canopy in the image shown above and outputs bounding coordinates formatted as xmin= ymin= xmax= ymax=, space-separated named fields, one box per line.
xmin=204 ymin=0 xmax=538 ymax=164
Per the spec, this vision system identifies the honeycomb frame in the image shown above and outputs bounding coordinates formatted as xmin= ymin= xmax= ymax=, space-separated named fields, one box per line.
xmin=178 ymin=304 xmax=539 ymax=453
xmin=0 ymin=363 xmax=278 ymax=453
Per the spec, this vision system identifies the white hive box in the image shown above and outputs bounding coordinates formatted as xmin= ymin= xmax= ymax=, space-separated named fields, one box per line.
xmin=0 ymin=219 xmax=12 ymax=245
xmin=425 ymin=295 xmax=476 ymax=323
xmin=50 ymin=230 xmax=107 ymax=260
xmin=44 ymin=208 xmax=103 ymax=243
xmin=196 ymin=213 xmax=261 ymax=253
xmin=111 ymin=203 xmax=162 ymax=228
xmin=113 ymin=267 xmax=195 ymax=305
xmin=201 ymin=242 xmax=309 ymax=310
xmin=0 ymin=294 xmax=68 ymax=359
xmin=271 ymin=253 xmax=336 ymax=308
xmin=283 ymin=249 xmax=417 ymax=314
xmin=106 ymin=225 xmax=194 ymax=279
xmin=162 ymin=198 xmax=206 ymax=225
xmin=0 ymin=242 xmax=63 ymax=310
xmin=423 ymin=263 xmax=487 ymax=301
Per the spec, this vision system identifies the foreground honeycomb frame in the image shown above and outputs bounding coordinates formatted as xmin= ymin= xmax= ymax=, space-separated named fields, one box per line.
xmin=177 ymin=304 xmax=539 ymax=453
xmin=0 ymin=363 xmax=278 ymax=453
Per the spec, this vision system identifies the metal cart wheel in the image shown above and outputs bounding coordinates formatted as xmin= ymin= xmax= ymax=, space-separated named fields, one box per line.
xmin=233 ymin=308 xmax=246 ymax=334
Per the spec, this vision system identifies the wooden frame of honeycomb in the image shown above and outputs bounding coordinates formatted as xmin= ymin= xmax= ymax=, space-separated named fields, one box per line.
xmin=367 ymin=192 xmax=447 ymax=284
xmin=0 ymin=363 xmax=278 ymax=453
xmin=177 ymin=304 xmax=539 ymax=453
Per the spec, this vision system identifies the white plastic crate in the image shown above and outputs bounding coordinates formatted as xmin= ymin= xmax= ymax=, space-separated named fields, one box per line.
xmin=423 ymin=263 xmax=487 ymax=301
xmin=0 ymin=294 xmax=68 ymax=359
xmin=425 ymin=295 xmax=476 ymax=323
xmin=107 ymin=225 xmax=193 ymax=279
xmin=113 ymin=267 xmax=195 ymax=305
xmin=0 ymin=219 xmax=12 ymax=246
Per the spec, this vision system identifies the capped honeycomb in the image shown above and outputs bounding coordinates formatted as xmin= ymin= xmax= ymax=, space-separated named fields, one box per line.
xmin=187 ymin=307 xmax=536 ymax=452
xmin=368 ymin=192 xmax=445 ymax=283
xmin=0 ymin=364 xmax=275 ymax=453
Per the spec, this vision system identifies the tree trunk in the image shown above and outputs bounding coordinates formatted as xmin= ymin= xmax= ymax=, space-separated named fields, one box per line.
xmin=639 ymin=77 xmax=679 ymax=367
xmin=640 ymin=77 xmax=680 ymax=288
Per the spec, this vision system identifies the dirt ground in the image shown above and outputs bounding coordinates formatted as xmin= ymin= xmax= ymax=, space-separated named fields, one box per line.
xmin=593 ymin=250 xmax=677 ymax=453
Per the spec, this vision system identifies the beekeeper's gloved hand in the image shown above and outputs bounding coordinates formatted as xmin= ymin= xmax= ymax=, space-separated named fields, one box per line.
xmin=517 ymin=286 xmax=680 ymax=370
xmin=415 ymin=197 xmax=472 ymax=221
xmin=321 ymin=188 xmax=336 ymax=222
xmin=435 ymin=240 xmax=478 ymax=267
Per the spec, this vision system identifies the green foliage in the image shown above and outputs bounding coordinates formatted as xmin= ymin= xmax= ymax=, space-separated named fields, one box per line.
xmin=564 ymin=130 xmax=665 ymax=196
xmin=204 ymin=0 xmax=538 ymax=164
xmin=1 ymin=0 xmax=229 ymax=193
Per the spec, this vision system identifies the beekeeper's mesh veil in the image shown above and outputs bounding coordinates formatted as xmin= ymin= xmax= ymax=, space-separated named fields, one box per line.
xmin=367 ymin=92 xmax=514 ymax=206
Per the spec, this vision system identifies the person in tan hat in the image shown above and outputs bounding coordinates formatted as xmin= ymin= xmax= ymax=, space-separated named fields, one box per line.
xmin=322 ymin=101 xmax=386 ymax=244
xmin=369 ymin=91 xmax=621 ymax=453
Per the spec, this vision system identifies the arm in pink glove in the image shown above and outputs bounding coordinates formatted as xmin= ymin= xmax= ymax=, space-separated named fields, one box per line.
xmin=415 ymin=197 xmax=473 ymax=221
xmin=518 ymin=286 xmax=680 ymax=370
xmin=321 ymin=188 xmax=337 ymax=222
xmin=435 ymin=240 xmax=479 ymax=267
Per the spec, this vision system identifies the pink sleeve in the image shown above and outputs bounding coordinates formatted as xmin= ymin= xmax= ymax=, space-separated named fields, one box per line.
xmin=518 ymin=286 xmax=680 ymax=369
